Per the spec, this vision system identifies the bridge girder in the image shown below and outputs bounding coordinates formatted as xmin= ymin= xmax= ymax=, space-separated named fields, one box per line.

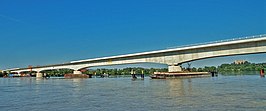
xmin=7 ymin=35 xmax=266 ymax=73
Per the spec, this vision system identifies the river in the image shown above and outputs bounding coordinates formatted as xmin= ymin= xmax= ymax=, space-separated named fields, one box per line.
xmin=0 ymin=74 xmax=265 ymax=111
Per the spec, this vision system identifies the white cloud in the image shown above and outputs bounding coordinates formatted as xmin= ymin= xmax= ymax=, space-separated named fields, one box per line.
xmin=0 ymin=14 xmax=26 ymax=24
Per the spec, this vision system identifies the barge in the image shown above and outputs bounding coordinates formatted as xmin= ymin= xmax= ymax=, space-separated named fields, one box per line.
xmin=150 ymin=72 xmax=211 ymax=79
xmin=64 ymin=74 xmax=92 ymax=78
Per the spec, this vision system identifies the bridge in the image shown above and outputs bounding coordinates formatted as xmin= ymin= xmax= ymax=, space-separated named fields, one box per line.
xmin=4 ymin=34 xmax=266 ymax=77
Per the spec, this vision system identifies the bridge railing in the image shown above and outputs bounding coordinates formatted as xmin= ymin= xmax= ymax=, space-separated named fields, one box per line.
xmin=168 ymin=34 xmax=266 ymax=49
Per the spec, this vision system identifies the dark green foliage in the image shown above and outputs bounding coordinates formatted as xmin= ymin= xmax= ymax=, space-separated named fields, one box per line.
xmin=41 ymin=69 xmax=74 ymax=77
xmin=187 ymin=62 xmax=265 ymax=74
xmin=84 ymin=67 xmax=168 ymax=75
xmin=0 ymin=71 xmax=8 ymax=77
xmin=217 ymin=62 xmax=265 ymax=72
xmin=14 ymin=62 xmax=265 ymax=77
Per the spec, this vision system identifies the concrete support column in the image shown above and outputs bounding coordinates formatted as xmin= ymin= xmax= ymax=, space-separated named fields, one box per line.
xmin=168 ymin=65 xmax=182 ymax=72
xmin=36 ymin=71 xmax=43 ymax=78
xmin=73 ymin=70 xmax=82 ymax=74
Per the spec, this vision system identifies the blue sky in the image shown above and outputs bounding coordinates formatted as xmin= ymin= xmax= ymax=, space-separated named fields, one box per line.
xmin=0 ymin=0 xmax=265 ymax=69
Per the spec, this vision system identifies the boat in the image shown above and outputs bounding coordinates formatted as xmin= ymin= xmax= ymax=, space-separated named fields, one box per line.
xmin=150 ymin=72 xmax=211 ymax=79
xmin=150 ymin=74 xmax=166 ymax=79
xmin=64 ymin=74 xmax=90 ymax=78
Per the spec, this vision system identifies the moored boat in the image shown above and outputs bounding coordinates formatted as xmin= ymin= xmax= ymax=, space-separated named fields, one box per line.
xmin=150 ymin=74 xmax=166 ymax=79
xmin=150 ymin=72 xmax=211 ymax=79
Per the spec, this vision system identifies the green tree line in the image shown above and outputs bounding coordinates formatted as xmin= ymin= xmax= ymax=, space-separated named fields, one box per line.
xmin=217 ymin=62 xmax=265 ymax=72
xmin=37 ymin=68 xmax=168 ymax=77
xmin=0 ymin=71 xmax=3 ymax=77
xmin=83 ymin=67 xmax=168 ymax=76
xmin=40 ymin=69 xmax=74 ymax=77
xmin=1 ymin=62 xmax=265 ymax=77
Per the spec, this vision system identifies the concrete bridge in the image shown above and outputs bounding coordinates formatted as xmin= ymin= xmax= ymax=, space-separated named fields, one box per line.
xmin=4 ymin=34 xmax=266 ymax=77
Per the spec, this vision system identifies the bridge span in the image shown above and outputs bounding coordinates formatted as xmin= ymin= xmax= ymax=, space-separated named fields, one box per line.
xmin=4 ymin=34 xmax=266 ymax=77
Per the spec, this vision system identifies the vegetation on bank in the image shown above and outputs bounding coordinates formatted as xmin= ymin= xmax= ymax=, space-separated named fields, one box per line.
xmin=40 ymin=69 xmax=73 ymax=77
xmin=0 ymin=72 xmax=3 ymax=77
xmin=217 ymin=62 xmax=265 ymax=72
xmin=40 ymin=62 xmax=265 ymax=76
xmin=1 ymin=62 xmax=265 ymax=77
xmin=0 ymin=70 xmax=7 ymax=77
xmin=40 ymin=68 xmax=168 ymax=77
xmin=188 ymin=62 xmax=265 ymax=72
xmin=83 ymin=67 xmax=168 ymax=75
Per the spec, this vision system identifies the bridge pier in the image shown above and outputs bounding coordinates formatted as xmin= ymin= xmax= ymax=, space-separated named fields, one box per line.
xmin=73 ymin=70 xmax=82 ymax=74
xmin=64 ymin=70 xmax=89 ymax=78
xmin=6 ymin=35 xmax=266 ymax=75
xmin=168 ymin=65 xmax=182 ymax=72
xmin=36 ymin=71 xmax=43 ymax=78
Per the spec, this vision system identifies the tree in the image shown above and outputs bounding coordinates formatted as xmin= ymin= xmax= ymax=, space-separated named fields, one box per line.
xmin=191 ymin=67 xmax=197 ymax=72
xmin=198 ymin=68 xmax=203 ymax=72
xmin=0 ymin=71 xmax=3 ymax=77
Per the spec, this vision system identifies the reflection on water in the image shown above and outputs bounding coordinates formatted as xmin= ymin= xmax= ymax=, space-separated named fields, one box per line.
xmin=168 ymin=79 xmax=186 ymax=96
xmin=0 ymin=75 xmax=265 ymax=111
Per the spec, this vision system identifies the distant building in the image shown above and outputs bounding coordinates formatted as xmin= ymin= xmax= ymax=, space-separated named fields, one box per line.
xmin=234 ymin=60 xmax=247 ymax=64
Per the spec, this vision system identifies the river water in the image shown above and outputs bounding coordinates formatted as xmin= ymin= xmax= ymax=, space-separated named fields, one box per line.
xmin=0 ymin=75 xmax=265 ymax=111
